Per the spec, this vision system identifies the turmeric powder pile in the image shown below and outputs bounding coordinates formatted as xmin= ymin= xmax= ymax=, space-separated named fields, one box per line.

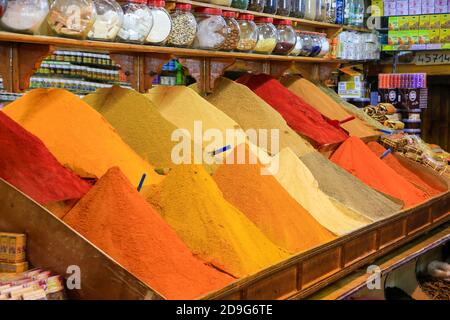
xmin=145 ymin=164 xmax=290 ymax=278
xmin=2 ymin=88 xmax=162 ymax=187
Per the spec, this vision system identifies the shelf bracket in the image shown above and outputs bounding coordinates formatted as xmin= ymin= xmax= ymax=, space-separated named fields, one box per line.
xmin=0 ymin=42 xmax=52 ymax=93
xmin=143 ymin=53 xmax=173 ymax=92
xmin=110 ymin=53 xmax=141 ymax=92
xmin=270 ymin=61 xmax=294 ymax=78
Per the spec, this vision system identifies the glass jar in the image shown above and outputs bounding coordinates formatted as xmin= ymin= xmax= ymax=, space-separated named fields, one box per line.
xmin=290 ymin=31 xmax=303 ymax=56
xmin=263 ymin=0 xmax=277 ymax=14
xmin=145 ymin=0 xmax=172 ymax=45
xmin=248 ymin=0 xmax=265 ymax=12
xmin=298 ymin=32 xmax=312 ymax=56
xmin=310 ymin=33 xmax=322 ymax=57
xmin=167 ymin=3 xmax=197 ymax=48
xmin=0 ymin=0 xmax=49 ymax=34
xmin=236 ymin=14 xmax=258 ymax=52
xmin=318 ymin=34 xmax=330 ymax=57
xmin=290 ymin=0 xmax=304 ymax=18
xmin=48 ymin=0 xmax=96 ymax=39
xmin=273 ymin=19 xmax=296 ymax=55
xmin=221 ymin=11 xmax=240 ymax=51
xmin=304 ymin=0 xmax=315 ymax=20
xmin=87 ymin=0 xmax=123 ymax=41
xmin=194 ymin=8 xmax=228 ymax=50
xmin=254 ymin=17 xmax=277 ymax=54
xmin=231 ymin=0 xmax=248 ymax=10
xmin=315 ymin=0 xmax=325 ymax=22
xmin=116 ymin=0 xmax=153 ymax=44
xmin=323 ymin=0 xmax=335 ymax=23
xmin=277 ymin=0 xmax=290 ymax=16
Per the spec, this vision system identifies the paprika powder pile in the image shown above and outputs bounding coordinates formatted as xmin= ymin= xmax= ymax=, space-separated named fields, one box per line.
xmin=236 ymin=74 xmax=349 ymax=147
xmin=63 ymin=167 xmax=234 ymax=300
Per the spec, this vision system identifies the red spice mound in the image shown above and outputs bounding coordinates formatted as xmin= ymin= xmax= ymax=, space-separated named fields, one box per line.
xmin=367 ymin=141 xmax=444 ymax=198
xmin=236 ymin=74 xmax=349 ymax=147
xmin=63 ymin=167 xmax=234 ymax=300
xmin=0 ymin=112 xmax=90 ymax=204
xmin=330 ymin=137 xmax=429 ymax=208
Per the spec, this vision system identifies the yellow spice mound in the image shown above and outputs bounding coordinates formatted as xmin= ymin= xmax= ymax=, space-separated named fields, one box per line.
xmin=3 ymin=88 xmax=162 ymax=187
xmin=146 ymin=164 xmax=290 ymax=278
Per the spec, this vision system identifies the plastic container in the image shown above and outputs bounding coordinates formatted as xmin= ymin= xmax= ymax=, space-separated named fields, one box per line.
xmin=145 ymin=0 xmax=172 ymax=45
xmin=167 ymin=3 xmax=197 ymax=48
xmin=298 ymin=32 xmax=312 ymax=56
xmin=231 ymin=0 xmax=248 ymax=10
xmin=263 ymin=0 xmax=277 ymax=14
xmin=116 ymin=0 xmax=153 ymax=44
xmin=273 ymin=19 xmax=296 ymax=55
xmin=221 ymin=11 xmax=240 ymax=51
xmin=0 ymin=0 xmax=49 ymax=34
xmin=277 ymin=0 xmax=291 ymax=16
xmin=236 ymin=14 xmax=258 ymax=52
xmin=87 ymin=0 xmax=123 ymax=41
xmin=194 ymin=8 xmax=228 ymax=50
xmin=304 ymin=0 xmax=315 ymax=20
xmin=248 ymin=0 xmax=265 ymax=12
xmin=290 ymin=31 xmax=303 ymax=55
xmin=254 ymin=17 xmax=277 ymax=54
xmin=290 ymin=0 xmax=305 ymax=18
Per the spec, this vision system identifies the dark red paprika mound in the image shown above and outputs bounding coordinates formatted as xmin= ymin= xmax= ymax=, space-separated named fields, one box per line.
xmin=236 ymin=74 xmax=349 ymax=147
xmin=0 ymin=112 xmax=91 ymax=204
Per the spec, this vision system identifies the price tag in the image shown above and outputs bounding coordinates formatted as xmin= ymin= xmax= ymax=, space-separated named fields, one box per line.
xmin=414 ymin=51 xmax=450 ymax=65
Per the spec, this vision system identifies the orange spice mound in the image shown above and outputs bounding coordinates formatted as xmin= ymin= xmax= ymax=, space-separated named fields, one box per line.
xmin=367 ymin=141 xmax=444 ymax=198
xmin=213 ymin=153 xmax=335 ymax=252
xmin=63 ymin=167 xmax=234 ymax=300
xmin=330 ymin=137 xmax=429 ymax=208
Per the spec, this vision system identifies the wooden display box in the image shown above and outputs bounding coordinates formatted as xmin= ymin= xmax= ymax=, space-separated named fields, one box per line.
xmin=0 ymin=157 xmax=449 ymax=300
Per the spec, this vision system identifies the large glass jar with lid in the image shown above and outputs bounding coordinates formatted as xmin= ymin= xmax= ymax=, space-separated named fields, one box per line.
xmin=0 ymin=0 xmax=49 ymax=34
xmin=48 ymin=0 xmax=96 ymax=39
xmin=221 ymin=11 xmax=240 ymax=51
xmin=315 ymin=0 xmax=326 ymax=22
xmin=116 ymin=0 xmax=153 ymax=44
xmin=236 ymin=14 xmax=258 ymax=52
xmin=309 ymin=33 xmax=322 ymax=56
xmin=231 ymin=0 xmax=248 ymax=10
xmin=290 ymin=0 xmax=304 ymax=18
xmin=194 ymin=8 xmax=228 ymax=50
xmin=273 ymin=19 xmax=296 ymax=55
xmin=145 ymin=0 xmax=172 ymax=45
xmin=167 ymin=3 xmax=197 ymax=48
xmin=298 ymin=32 xmax=312 ymax=56
xmin=247 ymin=0 xmax=265 ymax=12
xmin=304 ymin=0 xmax=315 ymax=20
xmin=318 ymin=34 xmax=330 ymax=57
xmin=323 ymin=0 xmax=336 ymax=23
xmin=277 ymin=0 xmax=290 ymax=16
xmin=254 ymin=17 xmax=277 ymax=54
xmin=263 ymin=0 xmax=277 ymax=14
xmin=87 ymin=0 xmax=123 ymax=41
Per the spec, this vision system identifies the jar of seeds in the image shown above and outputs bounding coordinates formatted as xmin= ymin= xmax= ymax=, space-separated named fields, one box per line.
xmin=236 ymin=14 xmax=258 ymax=52
xmin=167 ymin=3 xmax=197 ymax=48
xmin=221 ymin=11 xmax=240 ymax=51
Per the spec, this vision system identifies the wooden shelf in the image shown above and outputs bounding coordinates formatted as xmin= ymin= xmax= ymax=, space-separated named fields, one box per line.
xmin=342 ymin=25 xmax=374 ymax=33
xmin=0 ymin=32 xmax=341 ymax=63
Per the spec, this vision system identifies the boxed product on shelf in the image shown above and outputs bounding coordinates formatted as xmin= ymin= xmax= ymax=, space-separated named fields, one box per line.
xmin=0 ymin=233 xmax=26 ymax=263
xmin=0 ymin=261 xmax=28 ymax=273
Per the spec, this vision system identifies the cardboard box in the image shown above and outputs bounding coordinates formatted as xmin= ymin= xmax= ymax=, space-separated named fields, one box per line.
xmin=398 ymin=30 xmax=411 ymax=45
xmin=440 ymin=14 xmax=450 ymax=28
xmin=388 ymin=30 xmax=400 ymax=44
xmin=430 ymin=14 xmax=442 ymax=29
xmin=384 ymin=0 xmax=397 ymax=16
xmin=419 ymin=30 xmax=431 ymax=43
xmin=409 ymin=30 xmax=420 ymax=44
xmin=420 ymin=15 xmax=431 ymax=29
xmin=397 ymin=0 xmax=410 ymax=15
xmin=389 ymin=16 xmax=399 ymax=30
xmin=440 ymin=28 xmax=450 ymax=42
xmin=409 ymin=16 xmax=420 ymax=29
xmin=0 ymin=233 xmax=26 ymax=263
xmin=399 ymin=16 xmax=410 ymax=30
xmin=372 ymin=0 xmax=384 ymax=16
xmin=0 ymin=261 xmax=28 ymax=273
xmin=409 ymin=0 xmax=423 ymax=14
xmin=430 ymin=29 xmax=441 ymax=42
